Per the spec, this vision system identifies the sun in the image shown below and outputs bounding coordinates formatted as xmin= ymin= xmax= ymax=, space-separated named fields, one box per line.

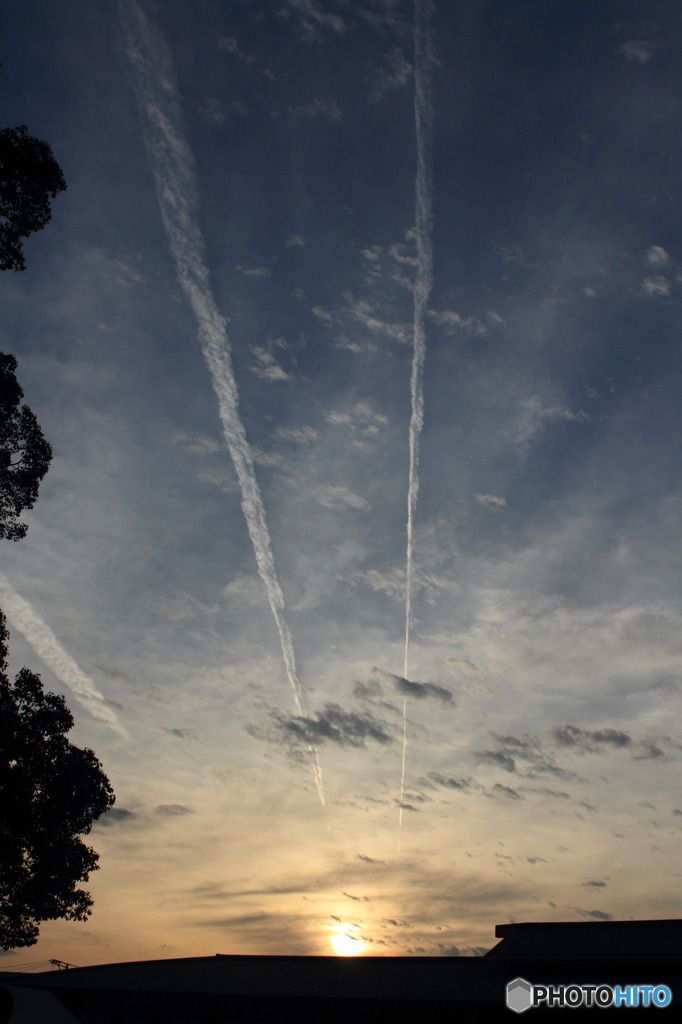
xmin=329 ymin=925 xmax=367 ymax=957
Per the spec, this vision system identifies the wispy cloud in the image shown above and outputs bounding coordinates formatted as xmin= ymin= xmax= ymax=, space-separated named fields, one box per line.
xmin=641 ymin=275 xmax=670 ymax=298
xmin=275 ymin=425 xmax=319 ymax=445
xmin=646 ymin=245 xmax=669 ymax=266
xmin=372 ymin=46 xmax=412 ymax=101
xmin=398 ymin=0 xmax=435 ymax=842
xmin=476 ymin=493 xmax=507 ymax=510
xmin=619 ymin=40 xmax=657 ymax=64
xmin=0 ymin=574 xmax=127 ymax=737
xmin=316 ymin=485 xmax=370 ymax=511
xmin=236 ymin=265 xmax=272 ymax=279
xmin=514 ymin=395 xmax=589 ymax=454
xmin=428 ymin=308 xmax=488 ymax=336
xmin=249 ymin=346 xmax=292 ymax=382
xmin=117 ymin=0 xmax=324 ymax=804
xmin=278 ymin=0 xmax=348 ymax=42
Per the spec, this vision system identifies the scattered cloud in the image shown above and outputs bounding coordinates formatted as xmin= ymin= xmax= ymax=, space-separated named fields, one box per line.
xmin=641 ymin=275 xmax=670 ymax=297
xmin=371 ymin=668 xmax=454 ymax=704
xmin=294 ymin=97 xmax=343 ymax=122
xmin=236 ymin=265 xmax=272 ymax=278
xmin=576 ymin=908 xmax=613 ymax=921
xmin=491 ymin=784 xmax=524 ymax=801
xmin=217 ymin=35 xmax=255 ymax=65
xmin=275 ymin=425 xmax=319 ymax=444
xmin=372 ymin=46 xmax=412 ymax=100
xmin=262 ymin=702 xmax=393 ymax=748
xmin=249 ymin=346 xmax=292 ymax=382
xmin=166 ymin=727 xmax=201 ymax=742
xmin=316 ymin=485 xmax=371 ymax=511
xmin=646 ymin=245 xmax=669 ymax=266
xmin=552 ymin=725 xmax=632 ymax=752
xmin=428 ymin=308 xmax=488 ymax=337
xmin=198 ymin=96 xmax=247 ymax=124
xmin=425 ymin=772 xmax=474 ymax=791
xmin=98 ymin=808 xmax=137 ymax=827
xmin=155 ymin=804 xmax=195 ymax=816
xmin=620 ymin=40 xmax=657 ymax=64
xmin=476 ymin=493 xmax=507 ymax=510
xmin=278 ymin=0 xmax=348 ymax=42
xmin=514 ymin=395 xmax=589 ymax=454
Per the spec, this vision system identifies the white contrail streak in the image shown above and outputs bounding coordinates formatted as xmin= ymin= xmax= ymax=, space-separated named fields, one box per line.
xmin=0 ymin=575 xmax=127 ymax=738
xmin=400 ymin=0 xmax=434 ymax=845
xmin=117 ymin=0 xmax=325 ymax=805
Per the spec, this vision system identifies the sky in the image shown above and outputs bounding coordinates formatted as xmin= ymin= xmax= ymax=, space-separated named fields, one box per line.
xmin=2 ymin=0 xmax=682 ymax=967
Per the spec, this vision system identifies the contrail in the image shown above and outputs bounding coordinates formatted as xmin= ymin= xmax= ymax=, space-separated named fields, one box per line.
xmin=400 ymin=0 xmax=434 ymax=845
xmin=117 ymin=0 xmax=325 ymax=806
xmin=0 ymin=575 xmax=128 ymax=738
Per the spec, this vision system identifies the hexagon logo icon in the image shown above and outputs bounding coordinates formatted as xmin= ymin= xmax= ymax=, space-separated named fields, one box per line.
xmin=506 ymin=977 xmax=533 ymax=1013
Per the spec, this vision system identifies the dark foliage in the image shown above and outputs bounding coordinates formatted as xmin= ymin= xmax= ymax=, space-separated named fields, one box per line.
xmin=0 ymin=125 xmax=66 ymax=272
xmin=0 ymin=351 xmax=52 ymax=540
xmin=0 ymin=614 xmax=115 ymax=949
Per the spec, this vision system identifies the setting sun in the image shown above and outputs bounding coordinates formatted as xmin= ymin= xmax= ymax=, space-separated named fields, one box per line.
xmin=329 ymin=925 xmax=367 ymax=957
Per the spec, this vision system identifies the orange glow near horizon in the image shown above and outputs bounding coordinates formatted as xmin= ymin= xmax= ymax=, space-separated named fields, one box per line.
xmin=329 ymin=923 xmax=367 ymax=957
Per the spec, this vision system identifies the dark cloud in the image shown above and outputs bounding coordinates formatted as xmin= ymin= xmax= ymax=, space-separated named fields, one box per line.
xmin=491 ymin=784 xmax=523 ymax=801
xmin=487 ymin=733 xmax=577 ymax=780
xmin=551 ymin=725 xmax=676 ymax=763
xmin=155 ymin=804 xmax=194 ymax=816
xmin=552 ymin=725 xmax=632 ymax=751
xmin=476 ymin=749 xmax=517 ymax=773
xmin=394 ymin=676 xmax=453 ymax=704
xmin=97 ymin=807 xmax=137 ymax=826
xmin=343 ymin=891 xmax=369 ymax=902
xmin=353 ymin=679 xmax=382 ymax=700
xmin=582 ymin=880 xmax=607 ymax=888
xmin=402 ymin=790 xmax=432 ymax=804
xmin=372 ymin=667 xmax=454 ymax=704
xmin=268 ymin=702 xmax=393 ymax=748
xmin=358 ymin=935 xmax=389 ymax=948
xmin=357 ymin=853 xmax=385 ymax=864
xmin=576 ymin=908 xmax=613 ymax=921
xmin=167 ymin=727 xmax=201 ymax=741
xmin=632 ymin=739 xmax=665 ymax=760
xmin=426 ymin=772 xmax=474 ymax=791
xmin=199 ymin=913 xmax=271 ymax=927
xmin=525 ymin=787 xmax=571 ymax=800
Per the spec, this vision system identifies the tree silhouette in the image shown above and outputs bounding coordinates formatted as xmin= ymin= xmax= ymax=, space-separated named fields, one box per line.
xmin=0 ymin=613 xmax=115 ymax=949
xmin=0 ymin=125 xmax=66 ymax=272
xmin=0 ymin=351 xmax=52 ymax=540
